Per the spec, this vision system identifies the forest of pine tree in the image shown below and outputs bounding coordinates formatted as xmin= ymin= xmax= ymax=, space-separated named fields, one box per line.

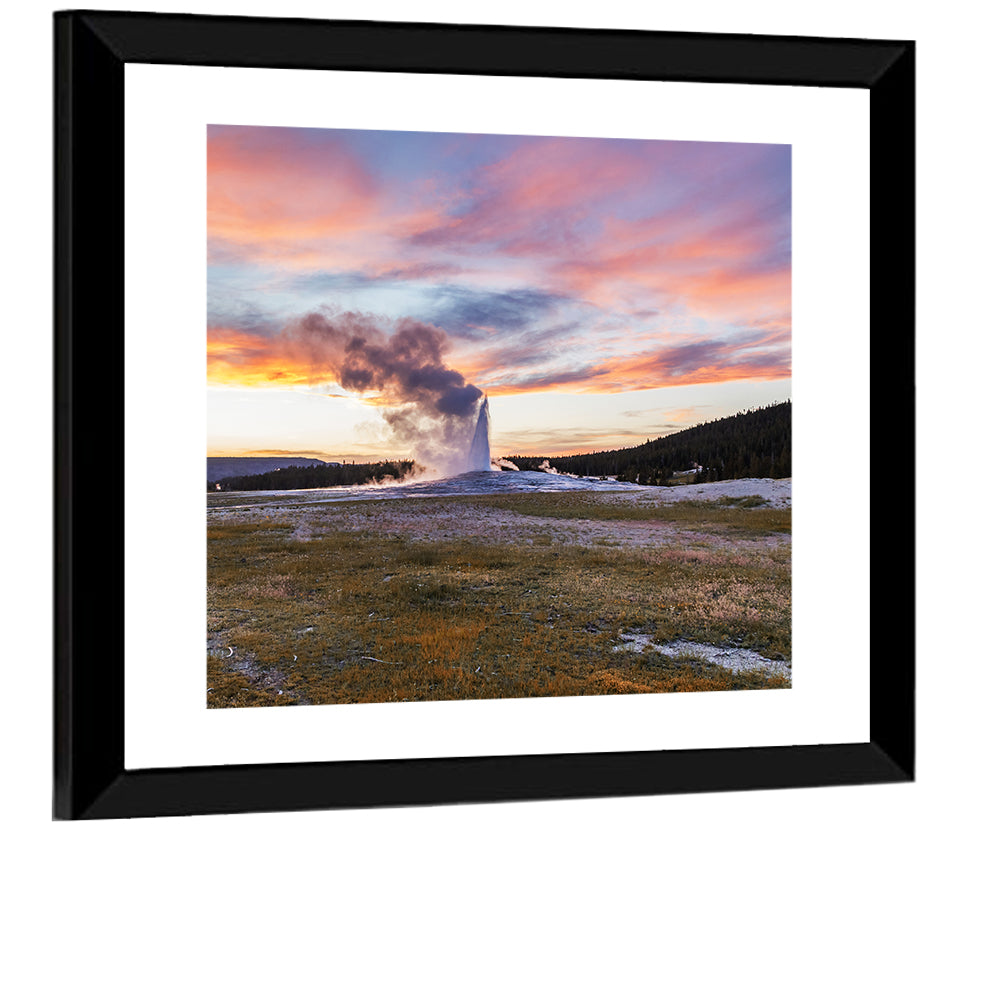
xmin=209 ymin=459 xmax=417 ymax=492
xmin=504 ymin=401 xmax=791 ymax=486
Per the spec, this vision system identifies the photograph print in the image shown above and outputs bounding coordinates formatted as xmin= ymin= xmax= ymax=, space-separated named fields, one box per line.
xmin=206 ymin=124 xmax=792 ymax=709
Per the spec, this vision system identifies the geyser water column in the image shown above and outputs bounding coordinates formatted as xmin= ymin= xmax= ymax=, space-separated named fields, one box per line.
xmin=468 ymin=395 xmax=492 ymax=472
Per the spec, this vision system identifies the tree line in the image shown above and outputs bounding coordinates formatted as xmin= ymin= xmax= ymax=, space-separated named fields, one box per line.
xmin=504 ymin=401 xmax=791 ymax=485
xmin=209 ymin=459 xmax=418 ymax=492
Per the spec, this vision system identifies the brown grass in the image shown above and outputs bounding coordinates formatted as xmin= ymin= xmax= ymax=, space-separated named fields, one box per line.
xmin=206 ymin=493 xmax=790 ymax=707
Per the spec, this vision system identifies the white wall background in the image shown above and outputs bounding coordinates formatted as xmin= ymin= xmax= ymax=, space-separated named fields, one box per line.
xmin=3 ymin=2 xmax=994 ymax=997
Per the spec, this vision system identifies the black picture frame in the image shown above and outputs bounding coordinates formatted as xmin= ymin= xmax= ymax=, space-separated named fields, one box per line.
xmin=54 ymin=10 xmax=914 ymax=820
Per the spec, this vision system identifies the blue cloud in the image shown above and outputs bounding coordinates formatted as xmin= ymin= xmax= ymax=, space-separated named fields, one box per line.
xmin=426 ymin=286 xmax=567 ymax=338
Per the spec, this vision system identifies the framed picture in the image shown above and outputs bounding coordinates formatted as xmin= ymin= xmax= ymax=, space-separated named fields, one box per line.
xmin=54 ymin=11 xmax=914 ymax=819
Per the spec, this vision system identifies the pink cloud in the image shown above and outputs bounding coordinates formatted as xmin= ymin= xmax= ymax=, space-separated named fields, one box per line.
xmin=410 ymin=137 xmax=658 ymax=257
xmin=207 ymin=127 xmax=380 ymax=250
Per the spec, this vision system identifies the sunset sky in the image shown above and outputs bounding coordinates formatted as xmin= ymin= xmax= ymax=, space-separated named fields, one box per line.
xmin=207 ymin=124 xmax=791 ymax=463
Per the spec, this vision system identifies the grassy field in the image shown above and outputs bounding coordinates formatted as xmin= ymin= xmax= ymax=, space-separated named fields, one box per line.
xmin=206 ymin=492 xmax=791 ymax=708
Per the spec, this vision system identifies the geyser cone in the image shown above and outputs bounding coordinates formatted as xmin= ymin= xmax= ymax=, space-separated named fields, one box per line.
xmin=468 ymin=396 xmax=492 ymax=472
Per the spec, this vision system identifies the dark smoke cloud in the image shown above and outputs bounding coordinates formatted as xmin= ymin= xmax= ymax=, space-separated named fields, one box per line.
xmin=280 ymin=308 xmax=486 ymax=475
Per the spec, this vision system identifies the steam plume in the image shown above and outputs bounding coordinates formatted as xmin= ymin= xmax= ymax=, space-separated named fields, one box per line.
xmin=281 ymin=308 xmax=489 ymax=475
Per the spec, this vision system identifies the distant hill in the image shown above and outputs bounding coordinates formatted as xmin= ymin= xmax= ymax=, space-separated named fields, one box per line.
xmin=207 ymin=456 xmax=336 ymax=482
xmin=504 ymin=401 xmax=791 ymax=486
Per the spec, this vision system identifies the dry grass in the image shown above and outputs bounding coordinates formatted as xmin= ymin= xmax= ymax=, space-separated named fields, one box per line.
xmin=472 ymin=493 xmax=790 ymax=533
xmin=206 ymin=493 xmax=790 ymax=707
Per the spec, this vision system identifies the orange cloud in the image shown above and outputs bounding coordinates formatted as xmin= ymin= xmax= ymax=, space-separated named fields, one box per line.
xmin=207 ymin=327 xmax=317 ymax=387
xmin=678 ymin=268 xmax=790 ymax=322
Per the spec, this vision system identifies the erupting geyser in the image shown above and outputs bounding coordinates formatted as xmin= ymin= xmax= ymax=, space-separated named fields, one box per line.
xmin=278 ymin=307 xmax=497 ymax=478
xmin=468 ymin=396 xmax=492 ymax=472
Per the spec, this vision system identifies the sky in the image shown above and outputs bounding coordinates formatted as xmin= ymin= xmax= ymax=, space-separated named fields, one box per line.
xmin=207 ymin=124 xmax=791 ymax=466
